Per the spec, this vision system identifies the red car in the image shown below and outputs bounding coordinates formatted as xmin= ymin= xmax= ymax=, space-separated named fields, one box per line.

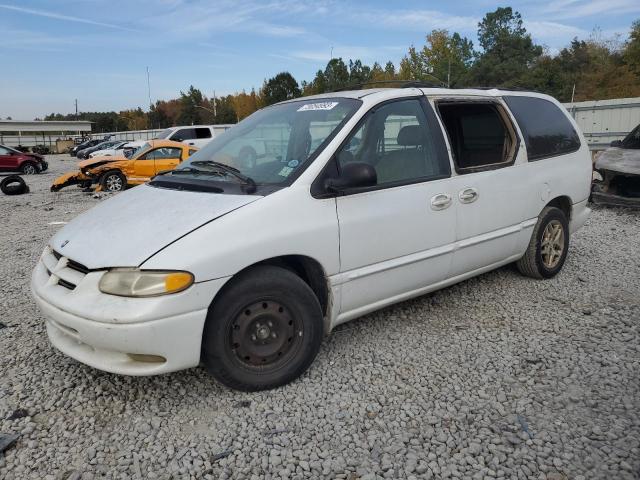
xmin=0 ymin=145 xmax=48 ymax=174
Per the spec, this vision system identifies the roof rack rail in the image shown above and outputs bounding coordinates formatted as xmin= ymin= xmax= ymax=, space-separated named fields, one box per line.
xmin=331 ymin=79 xmax=446 ymax=92
xmin=461 ymin=86 xmax=541 ymax=93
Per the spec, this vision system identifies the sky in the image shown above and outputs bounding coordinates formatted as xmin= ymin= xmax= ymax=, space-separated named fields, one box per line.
xmin=1 ymin=0 xmax=638 ymax=119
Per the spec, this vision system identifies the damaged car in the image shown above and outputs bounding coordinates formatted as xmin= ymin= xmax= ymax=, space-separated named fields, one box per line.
xmin=51 ymin=140 xmax=198 ymax=192
xmin=592 ymin=124 xmax=640 ymax=206
xmin=0 ymin=144 xmax=48 ymax=174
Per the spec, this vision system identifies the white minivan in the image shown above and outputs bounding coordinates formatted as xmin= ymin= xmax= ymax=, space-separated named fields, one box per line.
xmin=31 ymin=87 xmax=591 ymax=391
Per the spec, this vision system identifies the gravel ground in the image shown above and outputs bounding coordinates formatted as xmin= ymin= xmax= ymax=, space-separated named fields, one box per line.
xmin=0 ymin=155 xmax=639 ymax=480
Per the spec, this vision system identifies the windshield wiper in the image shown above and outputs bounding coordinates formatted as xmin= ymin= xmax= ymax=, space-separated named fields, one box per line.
xmin=156 ymin=167 xmax=208 ymax=176
xmin=191 ymin=161 xmax=257 ymax=193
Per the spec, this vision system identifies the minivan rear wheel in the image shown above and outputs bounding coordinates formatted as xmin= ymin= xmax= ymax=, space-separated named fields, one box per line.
xmin=517 ymin=206 xmax=569 ymax=279
xmin=201 ymin=265 xmax=323 ymax=391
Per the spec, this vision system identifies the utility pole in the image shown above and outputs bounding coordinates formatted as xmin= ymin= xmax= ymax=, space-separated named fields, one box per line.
xmin=447 ymin=57 xmax=451 ymax=88
xmin=75 ymin=99 xmax=78 ymax=120
xmin=330 ymin=46 xmax=333 ymax=59
xmin=213 ymin=90 xmax=217 ymax=118
xmin=146 ymin=66 xmax=152 ymax=110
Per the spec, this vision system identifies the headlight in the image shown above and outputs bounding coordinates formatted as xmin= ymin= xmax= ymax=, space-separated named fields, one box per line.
xmin=98 ymin=269 xmax=194 ymax=297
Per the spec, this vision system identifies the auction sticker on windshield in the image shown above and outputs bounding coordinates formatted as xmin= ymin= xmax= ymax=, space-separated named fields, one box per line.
xmin=298 ymin=102 xmax=339 ymax=111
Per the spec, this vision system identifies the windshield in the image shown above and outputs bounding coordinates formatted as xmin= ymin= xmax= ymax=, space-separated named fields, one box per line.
xmin=154 ymin=128 xmax=174 ymax=140
xmin=174 ymin=98 xmax=361 ymax=186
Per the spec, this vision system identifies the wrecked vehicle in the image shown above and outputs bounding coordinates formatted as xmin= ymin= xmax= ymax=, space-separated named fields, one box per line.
xmin=592 ymin=124 xmax=640 ymax=206
xmin=0 ymin=144 xmax=48 ymax=174
xmin=32 ymin=88 xmax=591 ymax=391
xmin=51 ymin=140 xmax=198 ymax=192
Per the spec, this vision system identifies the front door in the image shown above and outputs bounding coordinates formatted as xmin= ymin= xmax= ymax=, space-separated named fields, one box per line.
xmin=333 ymin=97 xmax=456 ymax=319
xmin=0 ymin=146 xmax=17 ymax=170
xmin=134 ymin=147 xmax=182 ymax=180
xmin=151 ymin=147 xmax=183 ymax=174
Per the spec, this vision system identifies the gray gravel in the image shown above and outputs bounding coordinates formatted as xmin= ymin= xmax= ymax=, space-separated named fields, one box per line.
xmin=1 ymin=155 xmax=639 ymax=480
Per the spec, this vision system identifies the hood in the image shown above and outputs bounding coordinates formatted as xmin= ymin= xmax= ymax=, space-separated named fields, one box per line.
xmin=50 ymin=184 xmax=260 ymax=269
xmin=24 ymin=153 xmax=44 ymax=161
xmin=79 ymin=156 xmax=127 ymax=169
xmin=595 ymin=147 xmax=640 ymax=176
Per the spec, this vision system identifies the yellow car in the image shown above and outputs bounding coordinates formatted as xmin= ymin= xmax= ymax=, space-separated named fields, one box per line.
xmin=51 ymin=140 xmax=198 ymax=192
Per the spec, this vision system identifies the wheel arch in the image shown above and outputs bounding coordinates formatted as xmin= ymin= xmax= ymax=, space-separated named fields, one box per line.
xmin=210 ymin=254 xmax=332 ymax=332
xmin=546 ymin=195 xmax=572 ymax=221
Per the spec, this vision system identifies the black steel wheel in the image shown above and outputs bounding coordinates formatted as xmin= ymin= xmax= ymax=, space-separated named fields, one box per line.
xmin=202 ymin=265 xmax=323 ymax=391
xmin=229 ymin=300 xmax=302 ymax=368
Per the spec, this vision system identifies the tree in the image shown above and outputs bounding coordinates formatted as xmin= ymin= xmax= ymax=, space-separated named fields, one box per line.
xmin=624 ymin=20 xmax=640 ymax=75
xmin=398 ymin=30 xmax=474 ymax=86
xmin=422 ymin=30 xmax=474 ymax=87
xmin=232 ymin=89 xmax=260 ymax=120
xmin=178 ymin=85 xmax=205 ymax=125
xmin=260 ymin=72 xmax=301 ymax=106
xmin=469 ymin=7 xmax=542 ymax=87
xmin=323 ymin=58 xmax=350 ymax=91
xmin=348 ymin=59 xmax=372 ymax=85
xmin=398 ymin=46 xmax=427 ymax=81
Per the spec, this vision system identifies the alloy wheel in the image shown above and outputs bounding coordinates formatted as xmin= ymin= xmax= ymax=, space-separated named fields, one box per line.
xmin=105 ymin=175 xmax=123 ymax=191
xmin=541 ymin=219 xmax=565 ymax=269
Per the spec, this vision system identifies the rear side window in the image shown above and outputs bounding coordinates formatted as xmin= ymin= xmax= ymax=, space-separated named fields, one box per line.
xmin=504 ymin=96 xmax=580 ymax=161
xmin=195 ymin=127 xmax=212 ymax=139
xmin=437 ymin=102 xmax=516 ymax=172
xmin=172 ymin=128 xmax=195 ymax=141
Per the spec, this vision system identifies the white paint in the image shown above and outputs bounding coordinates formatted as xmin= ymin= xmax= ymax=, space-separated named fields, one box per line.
xmin=32 ymin=87 xmax=592 ymax=376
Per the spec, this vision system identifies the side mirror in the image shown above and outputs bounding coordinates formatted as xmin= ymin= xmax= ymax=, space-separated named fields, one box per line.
xmin=324 ymin=162 xmax=377 ymax=193
xmin=610 ymin=140 xmax=622 ymax=147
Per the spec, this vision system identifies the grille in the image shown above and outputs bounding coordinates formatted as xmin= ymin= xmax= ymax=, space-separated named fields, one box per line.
xmin=42 ymin=247 xmax=90 ymax=291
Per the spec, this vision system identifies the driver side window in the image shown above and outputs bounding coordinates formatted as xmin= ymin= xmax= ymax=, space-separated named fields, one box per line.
xmin=141 ymin=147 xmax=182 ymax=160
xmin=336 ymin=98 xmax=450 ymax=186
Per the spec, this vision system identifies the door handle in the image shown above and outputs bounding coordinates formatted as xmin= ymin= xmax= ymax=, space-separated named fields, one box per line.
xmin=458 ymin=187 xmax=479 ymax=204
xmin=430 ymin=193 xmax=452 ymax=211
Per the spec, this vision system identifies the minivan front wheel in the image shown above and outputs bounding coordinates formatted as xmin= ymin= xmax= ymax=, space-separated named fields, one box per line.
xmin=517 ymin=206 xmax=569 ymax=279
xmin=201 ymin=265 xmax=324 ymax=391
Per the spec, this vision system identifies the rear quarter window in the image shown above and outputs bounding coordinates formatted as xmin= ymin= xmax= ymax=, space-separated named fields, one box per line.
xmin=504 ymin=96 xmax=580 ymax=161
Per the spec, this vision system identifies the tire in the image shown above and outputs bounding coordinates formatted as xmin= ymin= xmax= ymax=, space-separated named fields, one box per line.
xmin=1 ymin=175 xmax=29 ymax=195
xmin=100 ymin=170 xmax=126 ymax=192
xmin=20 ymin=162 xmax=38 ymax=175
xmin=201 ymin=265 xmax=324 ymax=391
xmin=516 ymin=206 xmax=569 ymax=279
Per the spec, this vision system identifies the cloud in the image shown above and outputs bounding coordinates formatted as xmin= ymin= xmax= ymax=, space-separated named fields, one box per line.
xmin=289 ymin=45 xmax=405 ymax=63
xmin=138 ymin=0 xmax=306 ymax=38
xmin=541 ymin=0 xmax=640 ymax=19
xmin=0 ymin=4 xmax=134 ymax=31
xmin=354 ymin=9 xmax=479 ymax=33
xmin=0 ymin=26 xmax=76 ymax=51
xmin=525 ymin=20 xmax=588 ymax=39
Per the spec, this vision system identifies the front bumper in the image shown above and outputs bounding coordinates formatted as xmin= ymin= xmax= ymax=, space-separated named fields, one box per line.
xmin=51 ymin=171 xmax=93 ymax=192
xmin=34 ymin=291 xmax=207 ymax=375
xmin=31 ymin=247 xmax=229 ymax=375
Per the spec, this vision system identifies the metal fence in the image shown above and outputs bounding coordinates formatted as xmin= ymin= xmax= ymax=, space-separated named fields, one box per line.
xmin=563 ymin=97 xmax=640 ymax=151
